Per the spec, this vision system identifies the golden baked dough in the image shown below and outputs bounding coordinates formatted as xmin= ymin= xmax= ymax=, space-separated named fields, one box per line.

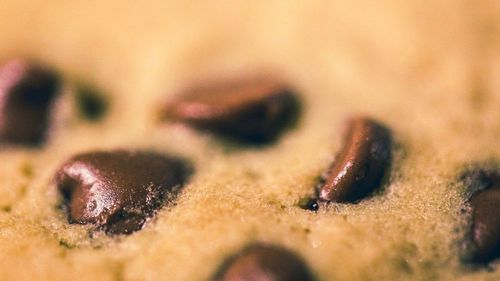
xmin=0 ymin=1 xmax=499 ymax=280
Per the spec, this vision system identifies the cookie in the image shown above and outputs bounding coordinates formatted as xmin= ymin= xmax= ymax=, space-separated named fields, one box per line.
xmin=0 ymin=1 xmax=499 ymax=281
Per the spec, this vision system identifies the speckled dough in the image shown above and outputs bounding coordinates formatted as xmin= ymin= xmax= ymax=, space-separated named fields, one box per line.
xmin=0 ymin=1 xmax=499 ymax=281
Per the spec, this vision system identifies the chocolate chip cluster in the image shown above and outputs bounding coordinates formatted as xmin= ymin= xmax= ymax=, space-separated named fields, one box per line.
xmin=1 ymin=58 xmax=498 ymax=280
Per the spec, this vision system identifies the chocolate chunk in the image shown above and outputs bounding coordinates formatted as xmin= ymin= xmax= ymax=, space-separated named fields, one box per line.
xmin=214 ymin=244 xmax=315 ymax=281
xmin=318 ymin=116 xmax=392 ymax=203
xmin=162 ymin=76 xmax=300 ymax=143
xmin=55 ymin=151 xmax=190 ymax=235
xmin=0 ymin=59 xmax=60 ymax=144
xmin=462 ymin=170 xmax=500 ymax=264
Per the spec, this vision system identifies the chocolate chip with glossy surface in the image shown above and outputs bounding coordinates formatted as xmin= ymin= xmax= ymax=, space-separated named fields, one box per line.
xmin=0 ymin=59 xmax=60 ymax=144
xmin=56 ymin=151 xmax=190 ymax=235
xmin=162 ymin=76 xmax=300 ymax=143
xmin=318 ymin=116 xmax=392 ymax=203
xmin=461 ymin=170 xmax=500 ymax=264
xmin=214 ymin=244 xmax=315 ymax=281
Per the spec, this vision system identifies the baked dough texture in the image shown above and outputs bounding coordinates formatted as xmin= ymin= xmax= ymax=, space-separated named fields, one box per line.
xmin=0 ymin=1 xmax=499 ymax=280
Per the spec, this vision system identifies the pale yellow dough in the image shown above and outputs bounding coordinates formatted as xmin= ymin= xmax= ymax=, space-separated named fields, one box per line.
xmin=0 ymin=1 xmax=499 ymax=280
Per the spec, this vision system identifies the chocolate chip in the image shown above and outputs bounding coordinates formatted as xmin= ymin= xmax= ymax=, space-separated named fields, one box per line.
xmin=161 ymin=76 xmax=300 ymax=143
xmin=55 ymin=151 xmax=190 ymax=235
xmin=298 ymin=197 xmax=319 ymax=212
xmin=214 ymin=244 xmax=315 ymax=281
xmin=461 ymin=169 xmax=500 ymax=264
xmin=0 ymin=59 xmax=61 ymax=144
xmin=318 ymin=116 xmax=392 ymax=203
xmin=75 ymin=84 xmax=108 ymax=121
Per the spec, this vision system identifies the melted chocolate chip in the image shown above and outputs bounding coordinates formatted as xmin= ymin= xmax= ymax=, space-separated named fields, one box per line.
xmin=55 ymin=151 xmax=190 ymax=235
xmin=214 ymin=244 xmax=315 ymax=281
xmin=318 ymin=116 xmax=392 ymax=203
xmin=0 ymin=59 xmax=60 ymax=144
xmin=461 ymin=169 xmax=500 ymax=264
xmin=162 ymin=76 xmax=300 ymax=143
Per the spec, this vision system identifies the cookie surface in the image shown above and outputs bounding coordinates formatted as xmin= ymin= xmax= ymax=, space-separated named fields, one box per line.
xmin=0 ymin=1 xmax=499 ymax=281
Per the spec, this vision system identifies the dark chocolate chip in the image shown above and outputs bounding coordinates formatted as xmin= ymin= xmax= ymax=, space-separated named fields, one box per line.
xmin=161 ymin=76 xmax=300 ymax=143
xmin=318 ymin=116 xmax=392 ymax=203
xmin=75 ymin=84 xmax=108 ymax=121
xmin=299 ymin=197 xmax=319 ymax=212
xmin=461 ymin=169 xmax=500 ymax=264
xmin=214 ymin=244 xmax=315 ymax=281
xmin=55 ymin=151 xmax=190 ymax=235
xmin=0 ymin=59 xmax=60 ymax=144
